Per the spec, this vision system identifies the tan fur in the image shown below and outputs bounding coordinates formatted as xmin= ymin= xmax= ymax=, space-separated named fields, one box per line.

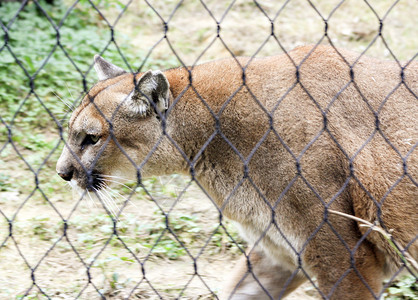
xmin=57 ymin=45 xmax=417 ymax=299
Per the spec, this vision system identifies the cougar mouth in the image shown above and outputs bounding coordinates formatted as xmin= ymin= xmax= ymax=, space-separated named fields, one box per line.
xmin=69 ymin=171 xmax=108 ymax=192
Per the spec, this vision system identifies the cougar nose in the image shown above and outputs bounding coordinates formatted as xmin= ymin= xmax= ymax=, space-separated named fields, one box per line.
xmin=58 ymin=170 xmax=73 ymax=181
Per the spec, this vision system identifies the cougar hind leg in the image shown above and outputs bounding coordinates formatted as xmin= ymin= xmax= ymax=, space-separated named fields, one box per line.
xmin=221 ymin=247 xmax=306 ymax=300
xmin=222 ymin=223 xmax=385 ymax=299
xmin=304 ymin=217 xmax=385 ymax=300
xmin=312 ymin=242 xmax=384 ymax=300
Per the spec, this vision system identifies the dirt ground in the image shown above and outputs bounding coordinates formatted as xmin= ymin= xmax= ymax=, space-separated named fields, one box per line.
xmin=113 ymin=0 xmax=416 ymax=67
xmin=0 ymin=0 xmax=416 ymax=299
xmin=0 ymin=171 xmax=320 ymax=299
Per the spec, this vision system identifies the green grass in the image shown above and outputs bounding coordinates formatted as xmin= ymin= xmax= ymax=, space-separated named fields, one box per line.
xmin=385 ymin=276 xmax=418 ymax=300
xmin=14 ymin=204 xmax=245 ymax=260
xmin=0 ymin=0 xmax=178 ymax=144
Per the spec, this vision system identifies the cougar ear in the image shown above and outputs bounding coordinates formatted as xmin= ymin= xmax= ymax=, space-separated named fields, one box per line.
xmin=94 ymin=55 xmax=127 ymax=81
xmin=128 ymin=70 xmax=170 ymax=116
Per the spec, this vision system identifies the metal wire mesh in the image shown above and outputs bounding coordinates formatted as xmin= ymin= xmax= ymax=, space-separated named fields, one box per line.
xmin=0 ymin=0 xmax=417 ymax=299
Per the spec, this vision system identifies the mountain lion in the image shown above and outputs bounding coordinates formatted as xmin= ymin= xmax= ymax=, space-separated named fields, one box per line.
xmin=56 ymin=45 xmax=417 ymax=299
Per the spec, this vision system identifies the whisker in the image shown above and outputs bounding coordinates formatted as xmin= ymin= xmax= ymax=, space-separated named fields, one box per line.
xmin=85 ymin=190 xmax=93 ymax=209
xmin=88 ymin=176 xmax=141 ymax=213
xmin=105 ymin=186 xmax=139 ymax=210
xmin=167 ymin=175 xmax=179 ymax=186
xmin=93 ymin=187 xmax=111 ymax=210
xmin=72 ymin=187 xmax=83 ymax=202
xmin=101 ymin=186 xmax=124 ymax=218
xmin=65 ymin=182 xmax=73 ymax=191
xmin=97 ymin=191 xmax=117 ymax=218
xmin=97 ymin=174 xmax=131 ymax=181
xmin=101 ymin=185 xmax=121 ymax=206
xmin=65 ymin=82 xmax=75 ymax=101
xmin=99 ymin=178 xmax=133 ymax=191
xmin=105 ymin=187 xmax=127 ymax=201
xmin=96 ymin=187 xmax=116 ymax=215
xmin=95 ymin=186 xmax=118 ymax=218
xmin=158 ymin=175 xmax=180 ymax=199
xmin=87 ymin=190 xmax=98 ymax=209
xmin=52 ymin=91 xmax=74 ymax=111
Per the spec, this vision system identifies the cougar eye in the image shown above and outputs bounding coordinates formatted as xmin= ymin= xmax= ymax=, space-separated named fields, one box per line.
xmin=81 ymin=134 xmax=100 ymax=150
xmin=90 ymin=135 xmax=100 ymax=144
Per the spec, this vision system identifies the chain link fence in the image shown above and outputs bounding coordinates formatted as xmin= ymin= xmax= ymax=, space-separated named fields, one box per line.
xmin=0 ymin=0 xmax=417 ymax=299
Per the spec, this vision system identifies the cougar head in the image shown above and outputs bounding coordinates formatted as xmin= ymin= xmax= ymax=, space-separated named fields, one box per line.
xmin=56 ymin=56 xmax=171 ymax=193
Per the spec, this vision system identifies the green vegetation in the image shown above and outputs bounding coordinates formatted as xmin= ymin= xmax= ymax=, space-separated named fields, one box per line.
xmin=14 ymin=203 xmax=245 ymax=260
xmin=137 ymin=209 xmax=245 ymax=259
xmin=0 ymin=0 xmax=178 ymax=143
xmin=0 ymin=0 xmax=131 ymax=127
xmin=385 ymin=276 xmax=418 ymax=300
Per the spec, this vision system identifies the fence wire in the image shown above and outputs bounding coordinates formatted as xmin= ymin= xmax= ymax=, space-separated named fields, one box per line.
xmin=0 ymin=0 xmax=417 ymax=299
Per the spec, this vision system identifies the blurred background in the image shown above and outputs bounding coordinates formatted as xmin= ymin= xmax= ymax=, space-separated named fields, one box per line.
xmin=0 ymin=0 xmax=416 ymax=299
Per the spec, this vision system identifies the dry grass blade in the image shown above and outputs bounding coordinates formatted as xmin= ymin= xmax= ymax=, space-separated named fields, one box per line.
xmin=329 ymin=209 xmax=418 ymax=276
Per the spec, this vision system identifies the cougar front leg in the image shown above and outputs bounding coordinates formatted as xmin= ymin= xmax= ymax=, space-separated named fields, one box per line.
xmin=221 ymin=247 xmax=306 ymax=300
